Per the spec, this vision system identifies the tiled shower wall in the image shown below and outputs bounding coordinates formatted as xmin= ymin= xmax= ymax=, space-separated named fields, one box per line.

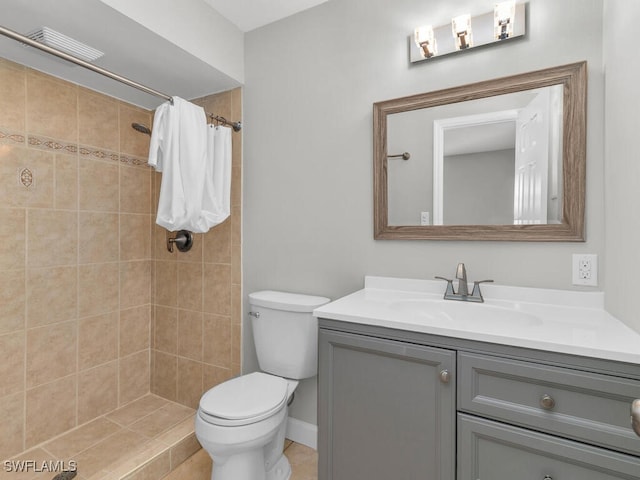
xmin=0 ymin=57 xmax=153 ymax=460
xmin=0 ymin=57 xmax=242 ymax=460
xmin=151 ymin=88 xmax=242 ymax=409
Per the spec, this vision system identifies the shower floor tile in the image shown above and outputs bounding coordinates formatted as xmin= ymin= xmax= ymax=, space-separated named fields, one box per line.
xmin=3 ymin=395 xmax=197 ymax=480
xmin=104 ymin=395 xmax=170 ymax=427
xmin=41 ymin=418 xmax=122 ymax=461
xmin=126 ymin=403 xmax=193 ymax=439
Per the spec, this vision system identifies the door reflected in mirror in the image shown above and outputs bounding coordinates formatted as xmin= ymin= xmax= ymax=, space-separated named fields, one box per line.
xmin=387 ymin=85 xmax=563 ymax=226
xmin=374 ymin=62 xmax=586 ymax=241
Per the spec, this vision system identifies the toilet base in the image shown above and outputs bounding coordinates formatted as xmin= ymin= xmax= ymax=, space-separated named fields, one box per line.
xmin=209 ymin=449 xmax=264 ymax=480
xmin=198 ymin=405 xmax=292 ymax=480
xmin=207 ymin=450 xmax=291 ymax=480
xmin=266 ymin=453 xmax=291 ymax=480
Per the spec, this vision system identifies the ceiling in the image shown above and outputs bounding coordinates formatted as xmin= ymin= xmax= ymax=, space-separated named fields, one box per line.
xmin=203 ymin=0 xmax=330 ymax=32
xmin=0 ymin=0 xmax=328 ymax=109
xmin=445 ymin=122 xmax=516 ymax=157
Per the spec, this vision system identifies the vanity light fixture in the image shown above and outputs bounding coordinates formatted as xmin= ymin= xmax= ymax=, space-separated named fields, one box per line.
xmin=452 ymin=14 xmax=473 ymax=50
xmin=414 ymin=25 xmax=437 ymax=58
xmin=494 ymin=1 xmax=516 ymax=40
xmin=409 ymin=2 xmax=526 ymax=64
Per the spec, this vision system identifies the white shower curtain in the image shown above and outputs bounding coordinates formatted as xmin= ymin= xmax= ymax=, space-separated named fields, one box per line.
xmin=148 ymin=97 xmax=231 ymax=233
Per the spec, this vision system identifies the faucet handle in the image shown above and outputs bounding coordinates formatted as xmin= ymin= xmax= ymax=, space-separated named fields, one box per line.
xmin=434 ymin=276 xmax=452 ymax=282
xmin=471 ymin=279 xmax=494 ymax=301
xmin=435 ymin=276 xmax=455 ymax=296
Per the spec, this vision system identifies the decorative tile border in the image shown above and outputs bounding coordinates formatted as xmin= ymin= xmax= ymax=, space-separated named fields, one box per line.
xmin=79 ymin=145 xmax=120 ymax=163
xmin=120 ymin=154 xmax=151 ymax=168
xmin=0 ymin=127 xmax=26 ymax=145
xmin=28 ymin=134 xmax=77 ymax=154
xmin=21 ymin=133 xmax=151 ymax=169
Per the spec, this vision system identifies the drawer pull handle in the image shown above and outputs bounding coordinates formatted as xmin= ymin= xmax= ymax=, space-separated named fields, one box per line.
xmin=540 ymin=394 xmax=556 ymax=410
xmin=632 ymin=399 xmax=640 ymax=437
xmin=439 ymin=369 xmax=451 ymax=384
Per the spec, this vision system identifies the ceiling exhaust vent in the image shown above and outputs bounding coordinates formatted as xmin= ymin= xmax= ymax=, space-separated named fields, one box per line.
xmin=25 ymin=27 xmax=104 ymax=62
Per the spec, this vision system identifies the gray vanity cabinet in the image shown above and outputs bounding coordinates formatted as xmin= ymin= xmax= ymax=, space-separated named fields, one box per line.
xmin=318 ymin=321 xmax=640 ymax=480
xmin=318 ymin=329 xmax=456 ymax=480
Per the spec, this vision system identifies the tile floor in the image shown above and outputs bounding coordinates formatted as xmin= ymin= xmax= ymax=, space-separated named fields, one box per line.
xmin=284 ymin=441 xmax=318 ymax=480
xmin=1 ymin=392 xmax=318 ymax=480
xmin=162 ymin=441 xmax=318 ymax=480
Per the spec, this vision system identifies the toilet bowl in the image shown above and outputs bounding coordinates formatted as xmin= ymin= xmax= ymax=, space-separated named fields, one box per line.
xmin=196 ymin=372 xmax=296 ymax=480
xmin=195 ymin=290 xmax=330 ymax=480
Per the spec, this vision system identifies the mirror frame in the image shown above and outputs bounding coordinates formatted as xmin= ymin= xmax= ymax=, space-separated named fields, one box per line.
xmin=373 ymin=61 xmax=586 ymax=241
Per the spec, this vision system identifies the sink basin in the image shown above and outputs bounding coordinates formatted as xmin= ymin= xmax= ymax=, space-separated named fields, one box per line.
xmin=313 ymin=276 xmax=640 ymax=365
xmin=387 ymin=298 xmax=541 ymax=330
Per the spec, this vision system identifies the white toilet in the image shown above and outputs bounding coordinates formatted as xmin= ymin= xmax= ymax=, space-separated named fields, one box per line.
xmin=195 ymin=290 xmax=330 ymax=480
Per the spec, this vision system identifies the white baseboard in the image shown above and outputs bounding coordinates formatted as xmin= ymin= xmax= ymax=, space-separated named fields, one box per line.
xmin=285 ymin=417 xmax=317 ymax=450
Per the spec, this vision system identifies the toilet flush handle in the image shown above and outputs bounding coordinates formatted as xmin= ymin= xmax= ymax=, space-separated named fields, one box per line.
xmin=248 ymin=311 xmax=260 ymax=318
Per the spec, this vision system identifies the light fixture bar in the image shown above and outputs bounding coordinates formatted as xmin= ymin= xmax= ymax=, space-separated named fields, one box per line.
xmin=409 ymin=2 xmax=526 ymax=63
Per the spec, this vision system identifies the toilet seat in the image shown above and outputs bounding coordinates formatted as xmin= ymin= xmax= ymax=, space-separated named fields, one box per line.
xmin=199 ymin=372 xmax=289 ymax=427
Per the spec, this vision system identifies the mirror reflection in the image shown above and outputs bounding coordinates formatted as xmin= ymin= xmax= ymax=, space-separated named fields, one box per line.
xmin=387 ymin=85 xmax=563 ymax=226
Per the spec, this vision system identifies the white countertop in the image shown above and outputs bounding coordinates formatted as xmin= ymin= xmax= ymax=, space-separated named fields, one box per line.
xmin=313 ymin=276 xmax=640 ymax=365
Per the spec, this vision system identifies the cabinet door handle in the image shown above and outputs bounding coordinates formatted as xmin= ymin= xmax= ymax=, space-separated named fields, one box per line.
xmin=632 ymin=399 xmax=640 ymax=437
xmin=540 ymin=394 xmax=556 ymax=410
xmin=439 ymin=369 xmax=451 ymax=384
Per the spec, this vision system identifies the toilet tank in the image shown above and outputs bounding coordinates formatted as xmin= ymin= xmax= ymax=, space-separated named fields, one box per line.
xmin=249 ymin=291 xmax=330 ymax=380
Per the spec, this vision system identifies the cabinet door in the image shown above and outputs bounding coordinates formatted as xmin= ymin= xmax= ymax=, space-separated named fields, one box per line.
xmin=458 ymin=414 xmax=640 ymax=480
xmin=318 ymin=329 xmax=456 ymax=480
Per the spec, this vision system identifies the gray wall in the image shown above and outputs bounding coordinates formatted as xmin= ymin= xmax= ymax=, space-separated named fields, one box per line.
xmin=387 ymin=109 xmax=433 ymax=225
xmin=603 ymin=1 xmax=640 ymax=333
xmin=443 ymin=149 xmax=515 ymax=225
xmin=244 ymin=0 xmax=605 ymax=425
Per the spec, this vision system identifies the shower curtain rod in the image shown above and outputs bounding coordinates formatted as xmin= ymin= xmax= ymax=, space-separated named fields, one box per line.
xmin=0 ymin=25 xmax=242 ymax=132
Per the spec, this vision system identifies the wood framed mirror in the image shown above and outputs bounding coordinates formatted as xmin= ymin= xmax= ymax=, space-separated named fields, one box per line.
xmin=373 ymin=62 xmax=586 ymax=241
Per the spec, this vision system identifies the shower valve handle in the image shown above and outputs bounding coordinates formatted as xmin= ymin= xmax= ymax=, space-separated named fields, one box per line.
xmin=166 ymin=230 xmax=194 ymax=253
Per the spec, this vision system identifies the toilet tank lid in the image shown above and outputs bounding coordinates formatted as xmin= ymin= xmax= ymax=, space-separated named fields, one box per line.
xmin=249 ymin=290 xmax=330 ymax=312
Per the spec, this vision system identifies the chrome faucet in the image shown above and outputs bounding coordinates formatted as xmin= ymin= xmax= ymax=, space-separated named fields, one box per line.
xmin=435 ymin=263 xmax=493 ymax=303
xmin=455 ymin=263 xmax=469 ymax=296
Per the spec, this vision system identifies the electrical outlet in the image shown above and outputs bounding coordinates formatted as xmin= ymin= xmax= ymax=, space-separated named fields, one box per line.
xmin=572 ymin=254 xmax=598 ymax=286
xmin=420 ymin=211 xmax=430 ymax=226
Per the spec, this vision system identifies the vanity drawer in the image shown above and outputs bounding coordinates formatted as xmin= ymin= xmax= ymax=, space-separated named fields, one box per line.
xmin=458 ymin=414 xmax=640 ymax=480
xmin=458 ymin=352 xmax=640 ymax=455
